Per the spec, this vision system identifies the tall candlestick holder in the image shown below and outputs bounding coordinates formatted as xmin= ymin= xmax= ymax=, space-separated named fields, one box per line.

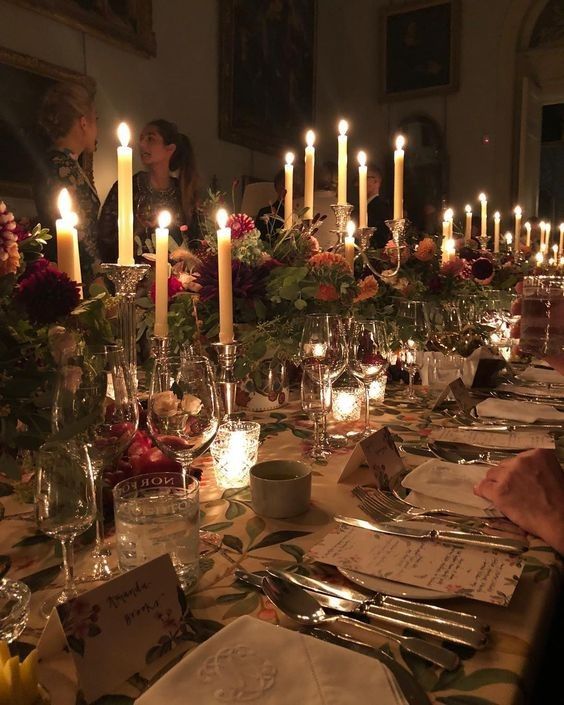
xmin=150 ymin=335 xmax=170 ymax=361
xmin=330 ymin=203 xmax=354 ymax=248
xmin=101 ymin=263 xmax=150 ymax=388
xmin=212 ymin=341 xmax=241 ymax=421
xmin=479 ymin=232 xmax=489 ymax=252
xmin=356 ymin=218 xmax=408 ymax=281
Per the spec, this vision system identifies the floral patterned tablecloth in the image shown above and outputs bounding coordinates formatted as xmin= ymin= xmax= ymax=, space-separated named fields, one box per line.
xmin=2 ymin=385 xmax=562 ymax=705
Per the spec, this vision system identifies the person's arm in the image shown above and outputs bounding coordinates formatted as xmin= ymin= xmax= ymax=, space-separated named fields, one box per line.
xmin=97 ymin=183 xmax=119 ymax=263
xmin=474 ymin=448 xmax=564 ymax=554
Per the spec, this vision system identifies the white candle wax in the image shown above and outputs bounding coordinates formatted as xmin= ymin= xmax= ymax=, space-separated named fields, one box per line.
xmin=216 ymin=208 xmax=234 ymax=345
xmin=358 ymin=151 xmax=367 ymax=229
xmin=304 ymin=130 xmax=315 ymax=220
xmin=559 ymin=223 xmax=564 ymax=256
xmin=465 ymin=205 xmax=472 ymax=243
xmin=514 ymin=206 xmax=522 ymax=252
xmin=55 ymin=188 xmax=82 ymax=295
xmin=525 ymin=222 xmax=531 ymax=247
xmin=117 ymin=122 xmax=134 ymax=265
xmin=154 ymin=210 xmax=171 ymax=338
xmin=337 ymin=120 xmax=348 ymax=205
xmin=493 ymin=212 xmax=501 ymax=253
xmin=393 ymin=135 xmax=405 ymax=220
xmin=345 ymin=220 xmax=355 ymax=270
xmin=479 ymin=193 xmax=487 ymax=240
xmin=284 ymin=152 xmax=294 ymax=230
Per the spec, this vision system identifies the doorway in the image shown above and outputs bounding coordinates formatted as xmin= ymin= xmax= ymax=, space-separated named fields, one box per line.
xmin=539 ymin=103 xmax=564 ymax=222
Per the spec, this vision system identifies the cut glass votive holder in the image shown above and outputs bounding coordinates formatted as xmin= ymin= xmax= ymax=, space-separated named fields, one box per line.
xmin=369 ymin=374 xmax=387 ymax=402
xmin=210 ymin=421 xmax=261 ymax=489
xmin=332 ymin=386 xmax=363 ymax=422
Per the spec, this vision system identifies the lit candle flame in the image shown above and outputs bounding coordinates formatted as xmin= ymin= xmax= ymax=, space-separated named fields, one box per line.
xmin=479 ymin=192 xmax=487 ymax=202
xmin=117 ymin=122 xmax=130 ymax=148
xmin=58 ymin=188 xmax=72 ymax=219
xmin=346 ymin=220 xmax=356 ymax=237
xmin=306 ymin=130 xmax=315 ymax=147
xmin=395 ymin=134 xmax=405 ymax=151
xmin=535 ymin=252 xmax=544 ymax=265
xmin=505 ymin=232 xmax=513 ymax=245
xmin=465 ymin=204 xmax=472 ymax=214
xmin=444 ymin=208 xmax=453 ymax=221
xmin=158 ymin=210 xmax=171 ymax=230
xmin=216 ymin=208 xmax=228 ymax=230
xmin=338 ymin=119 xmax=348 ymax=136
xmin=285 ymin=151 xmax=294 ymax=166
xmin=514 ymin=205 xmax=522 ymax=216
xmin=357 ymin=150 xmax=367 ymax=167
xmin=494 ymin=211 xmax=500 ymax=221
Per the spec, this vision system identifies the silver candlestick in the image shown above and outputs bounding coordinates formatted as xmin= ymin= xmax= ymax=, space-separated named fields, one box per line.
xmin=212 ymin=341 xmax=241 ymax=421
xmin=101 ymin=263 xmax=150 ymax=387
xmin=356 ymin=218 xmax=409 ymax=281
xmin=150 ymin=335 xmax=170 ymax=361
xmin=330 ymin=203 xmax=354 ymax=248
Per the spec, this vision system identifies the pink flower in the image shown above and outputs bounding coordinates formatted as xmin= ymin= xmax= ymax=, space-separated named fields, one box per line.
xmin=227 ymin=213 xmax=255 ymax=239
xmin=415 ymin=237 xmax=436 ymax=262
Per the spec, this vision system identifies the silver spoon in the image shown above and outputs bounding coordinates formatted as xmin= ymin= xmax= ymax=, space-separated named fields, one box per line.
xmin=262 ymin=575 xmax=460 ymax=671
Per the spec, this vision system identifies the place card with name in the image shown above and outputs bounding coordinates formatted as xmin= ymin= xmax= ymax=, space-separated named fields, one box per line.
xmin=37 ymin=554 xmax=183 ymax=704
xmin=338 ymin=426 xmax=405 ymax=486
xmin=309 ymin=523 xmax=524 ymax=605
xmin=431 ymin=377 xmax=476 ymax=413
xmin=430 ymin=426 xmax=555 ymax=450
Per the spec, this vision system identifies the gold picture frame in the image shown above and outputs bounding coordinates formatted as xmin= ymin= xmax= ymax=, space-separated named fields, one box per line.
xmin=0 ymin=46 xmax=95 ymax=199
xmin=218 ymin=0 xmax=317 ymax=154
xmin=380 ymin=0 xmax=460 ymax=101
xmin=8 ymin=0 xmax=156 ymax=57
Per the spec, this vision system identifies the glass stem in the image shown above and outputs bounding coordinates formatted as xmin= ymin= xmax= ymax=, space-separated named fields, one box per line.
xmin=95 ymin=472 xmax=105 ymax=549
xmin=363 ymin=383 xmax=371 ymax=434
xmin=408 ymin=369 xmax=416 ymax=399
xmin=61 ymin=538 xmax=75 ymax=596
xmin=312 ymin=413 xmax=321 ymax=453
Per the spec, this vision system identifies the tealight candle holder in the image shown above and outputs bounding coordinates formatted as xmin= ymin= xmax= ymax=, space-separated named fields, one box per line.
xmin=368 ymin=374 xmax=387 ymax=402
xmin=332 ymin=386 xmax=363 ymax=422
xmin=210 ymin=420 xmax=261 ymax=489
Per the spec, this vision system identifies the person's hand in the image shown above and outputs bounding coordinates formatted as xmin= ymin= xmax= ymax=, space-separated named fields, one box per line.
xmin=474 ymin=449 xmax=564 ymax=553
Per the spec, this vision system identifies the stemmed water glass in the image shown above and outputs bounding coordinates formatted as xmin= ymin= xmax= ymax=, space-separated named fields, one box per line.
xmin=35 ymin=442 xmax=96 ymax=617
xmin=299 ymin=314 xmax=347 ymax=448
xmin=301 ymin=362 xmax=332 ymax=460
xmin=52 ymin=345 xmax=139 ymax=581
xmin=349 ymin=320 xmax=390 ymax=438
xmin=148 ymin=355 xmax=220 ymax=475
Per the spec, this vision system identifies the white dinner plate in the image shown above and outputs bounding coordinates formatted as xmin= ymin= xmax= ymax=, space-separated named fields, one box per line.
xmin=338 ymin=567 xmax=456 ymax=601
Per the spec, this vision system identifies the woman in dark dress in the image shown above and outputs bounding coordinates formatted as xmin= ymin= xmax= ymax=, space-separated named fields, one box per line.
xmin=97 ymin=119 xmax=200 ymax=262
xmin=34 ymin=81 xmax=101 ymax=284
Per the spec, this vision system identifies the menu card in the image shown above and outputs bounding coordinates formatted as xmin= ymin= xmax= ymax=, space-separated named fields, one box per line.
xmin=309 ymin=524 xmax=524 ymax=606
xmin=431 ymin=378 xmax=476 ymax=413
xmin=430 ymin=426 xmax=555 ymax=450
xmin=37 ymin=555 xmax=184 ymax=704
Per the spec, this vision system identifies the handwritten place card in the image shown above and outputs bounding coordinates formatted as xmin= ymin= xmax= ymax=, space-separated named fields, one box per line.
xmin=338 ymin=427 xmax=405 ymax=486
xmin=431 ymin=378 xmax=476 ymax=413
xmin=37 ymin=555 xmax=183 ymax=704
xmin=309 ymin=524 xmax=524 ymax=606
xmin=430 ymin=426 xmax=555 ymax=450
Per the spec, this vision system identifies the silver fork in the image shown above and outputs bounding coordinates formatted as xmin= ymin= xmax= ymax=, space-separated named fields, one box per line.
xmin=352 ymin=487 xmax=482 ymax=531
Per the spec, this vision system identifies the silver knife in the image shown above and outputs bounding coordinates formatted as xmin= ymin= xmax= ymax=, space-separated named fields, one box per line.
xmin=307 ymin=627 xmax=431 ymax=705
xmin=268 ymin=568 xmax=488 ymax=635
xmin=335 ymin=515 xmax=528 ymax=554
xmin=237 ymin=569 xmax=486 ymax=649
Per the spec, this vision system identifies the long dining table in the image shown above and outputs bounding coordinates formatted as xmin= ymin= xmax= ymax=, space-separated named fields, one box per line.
xmin=2 ymin=385 xmax=563 ymax=705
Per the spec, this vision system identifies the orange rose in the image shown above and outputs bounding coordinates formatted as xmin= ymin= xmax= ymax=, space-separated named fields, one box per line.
xmin=309 ymin=251 xmax=349 ymax=272
xmin=415 ymin=237 xmax=436 ymax=262
xmin=315 ymin=283 xmax=339 ymax=301
xmin=354 ymin=275 xmax=379 ymax=302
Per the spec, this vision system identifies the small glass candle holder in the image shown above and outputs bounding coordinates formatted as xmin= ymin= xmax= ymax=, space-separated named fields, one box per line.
xmin=332 ymin=386 xmax=363 ymax=422
xmin=211 ymin=421 xmax=261 ymax=489
xmin=368 ymin=374 xmax=387 ymax=402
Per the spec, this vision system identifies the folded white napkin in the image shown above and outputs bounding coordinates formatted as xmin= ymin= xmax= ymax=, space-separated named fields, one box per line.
xmin=136 ymin=616 xmax=407 ymax=705
xmin=401 ymin=459 xmax=501 ymax=517
xmin=519 ymin=366 xmax=564 ymax=384
xmin=476 ymin=397 xmax=564 ymax=423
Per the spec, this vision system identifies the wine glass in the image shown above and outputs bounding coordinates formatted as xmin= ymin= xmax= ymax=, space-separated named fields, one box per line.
xmin=299 ymin=314 xmax=347 ymax=448
xmin=398 ymin=338 xmax=421 ymax=400
xmin=349 ymin=320 xmax=390 ymax=438
xmin=301 ymin=362 xmax=332 ymax=460
xmin=148 ymin=355 xmax=220 ymax=475
xmin=35 ymin=442 xmax=96 ymax=617
xmin=52 ymin=344 xmax=139 ymax=580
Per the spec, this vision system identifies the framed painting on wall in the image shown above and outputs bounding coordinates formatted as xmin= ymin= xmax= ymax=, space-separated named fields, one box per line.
xmin=8 ymin=0 xmax=156 ymax=57
xmin=0 ymin=46 xmax=95 ymax=199
xmin=219 ymin=0 xmax=316 ymax=154
xmin=380 ymin=0 xmax=460 ymax=100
